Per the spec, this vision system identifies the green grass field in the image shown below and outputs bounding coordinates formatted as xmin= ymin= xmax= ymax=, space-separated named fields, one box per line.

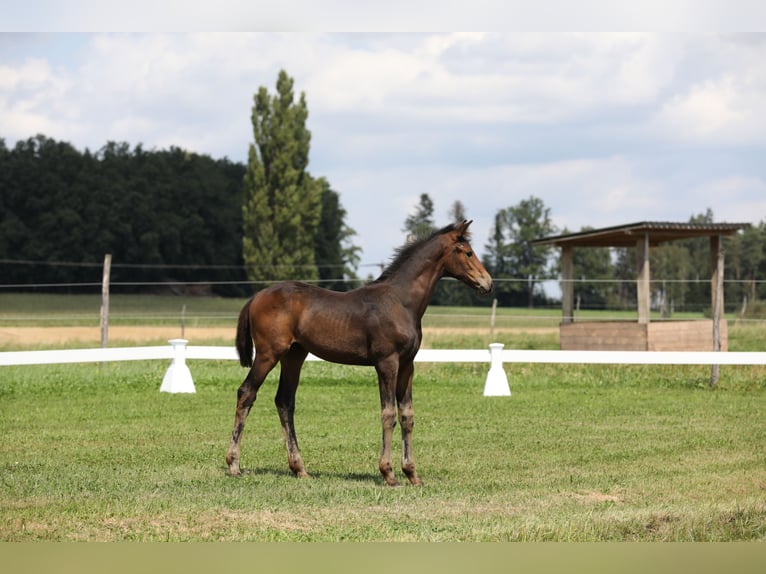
xmin=1 ymin=293 xmax=765 ymax=541
xmin=1 ymin=359 xmax=764 ymax=541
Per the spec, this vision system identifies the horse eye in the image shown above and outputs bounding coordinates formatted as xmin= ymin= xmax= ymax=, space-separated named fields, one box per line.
xmin=466 ymin=251 xmax=473 ymax=258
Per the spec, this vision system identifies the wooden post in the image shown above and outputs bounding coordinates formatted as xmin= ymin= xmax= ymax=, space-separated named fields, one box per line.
xmin=710 ymin=235 xmax=724 ymax=387
xmin=100 ymin=254 xmax=112 ymax=349
xmin=561 ymin=245 xmax=574 ymax=324
xmin=489 ymin=298 xmax=497 ymax=336
xmin=636 ymin=234 xmax=650 ymax=325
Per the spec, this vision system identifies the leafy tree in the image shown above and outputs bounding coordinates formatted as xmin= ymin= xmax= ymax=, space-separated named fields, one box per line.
xmin=679 ymin=209 xmax=715 ymax=312
xmin=314 ymin=178 xmax=361 ymax=291
xmin=403 ymin=193 xmax=435 ymax=241
xmin=484 ymin=196 xmax=557 ymax=307
xmin=447 ymin=200 xmax=467 ymax=223
xmin=0 ymin=135 xmax=247 ymax=295
xmin=609 ymin=247 xmax=636 ymax=310
xmin=651 ymin=243 xmax=691 ymax=316
xmin=554 ymin=226 xmax=613 ymax=311
xmin=608 ymin=209 xmax=758 ymax=314
xmin=0 ymin=136 xmax=95 ymax=286
xmin=731 ymin=221 xmax=766 ymax=306
xmin=242 ymin=70 xmax=322 ymax=285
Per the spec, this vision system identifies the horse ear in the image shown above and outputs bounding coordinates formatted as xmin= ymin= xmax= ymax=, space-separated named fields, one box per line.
xmin=456 ymin=219 xmax=473 ymax=233
xmin=454 ymin=219 xmax=473 ymax=240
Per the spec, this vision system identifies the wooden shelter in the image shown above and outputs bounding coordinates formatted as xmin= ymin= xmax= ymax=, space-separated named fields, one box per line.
xmin=533 ymin=221 xmax=749 ymax=352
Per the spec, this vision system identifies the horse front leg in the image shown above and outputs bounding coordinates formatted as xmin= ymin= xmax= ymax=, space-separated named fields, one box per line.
xmin=397 ymin=360 xmax=423 ymax=486
xmin=376 ymin=356 xmax=400 ymax=487
xmin=275 ymin=344 xmax=309 ymax=478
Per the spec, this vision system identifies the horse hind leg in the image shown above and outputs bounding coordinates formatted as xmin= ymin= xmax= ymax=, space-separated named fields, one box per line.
xmin=274 ymin=344 xmax=310 ymax=478
xmin=226 ymin=353 xmax=277 ymax=476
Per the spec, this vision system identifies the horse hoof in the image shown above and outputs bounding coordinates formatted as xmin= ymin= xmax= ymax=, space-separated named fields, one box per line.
xmin=228 ymin=467 xmax=242 ymax=477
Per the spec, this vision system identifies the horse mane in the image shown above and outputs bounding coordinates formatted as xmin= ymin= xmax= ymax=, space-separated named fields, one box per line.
xmin=375 ymin=222 xmax=470 ymax=282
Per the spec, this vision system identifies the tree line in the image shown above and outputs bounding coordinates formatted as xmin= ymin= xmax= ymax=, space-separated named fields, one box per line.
xmin=0 ymin=136 xmax=249 ymax=294
xmin=0 ymin=76 xmax=357 ymax=297
xmin=0 ymin=134 xmax=361 ymax=297
xmin=404 ymin=192 xmax=766 ymax=315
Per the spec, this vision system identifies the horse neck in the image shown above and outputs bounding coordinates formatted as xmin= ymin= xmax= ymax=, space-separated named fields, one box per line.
xmin=387 ymin=243 xmax=446 ymax=319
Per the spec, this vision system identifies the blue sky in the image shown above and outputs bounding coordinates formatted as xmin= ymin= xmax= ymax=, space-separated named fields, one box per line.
xmin=2 ymin=5 xmax=766 ymax=268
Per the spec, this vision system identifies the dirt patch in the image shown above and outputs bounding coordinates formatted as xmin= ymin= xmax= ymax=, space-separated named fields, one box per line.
xmin=1 ymin=325 xmax=558 ymax=348
xmin=0 ymin=326 xmax=235 ymax=347
xmin=570 ymin=491 xmax=623 ymax=504
xmin=424 ymin=327 xmax=558 ymax=335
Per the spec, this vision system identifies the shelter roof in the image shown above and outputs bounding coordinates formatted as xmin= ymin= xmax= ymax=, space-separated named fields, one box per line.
xmin=532 ymin=221 xmax=750 ymax=248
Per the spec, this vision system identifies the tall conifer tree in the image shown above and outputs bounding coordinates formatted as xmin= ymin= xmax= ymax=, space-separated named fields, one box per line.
xmin=242 ymin=70 xmax=321 ymax=285
xmin=403 ymin=193 xmax=436 ymax=241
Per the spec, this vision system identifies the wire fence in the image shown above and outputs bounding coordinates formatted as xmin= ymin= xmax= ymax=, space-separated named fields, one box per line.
xmin=2 ymin=257 xmax=766 ymax=328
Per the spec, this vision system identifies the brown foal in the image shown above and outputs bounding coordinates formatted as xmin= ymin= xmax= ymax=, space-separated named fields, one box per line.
xmin=226 ymin=220 xmax=493 ymax=486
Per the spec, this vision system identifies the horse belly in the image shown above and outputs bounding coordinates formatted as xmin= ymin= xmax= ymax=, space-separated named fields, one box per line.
xmin=296 ymin=312 xmax=374 ymax=366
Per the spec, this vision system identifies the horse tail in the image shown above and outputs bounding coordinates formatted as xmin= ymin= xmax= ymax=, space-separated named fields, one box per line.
xmin=236 ymin=297 xmax=255 ymax=368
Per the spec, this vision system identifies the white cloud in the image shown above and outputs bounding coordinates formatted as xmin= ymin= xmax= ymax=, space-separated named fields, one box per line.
xmin=2 ymin=32 xmax=766 ymax=268
xmin=691 ymin=176 xmax=766 ymax=223
xmin=5 ymin=33 xmax=755 ymax=155
xmin=653 ymin=76 xmax=766 ymax=145
xmin=307 ymin=43 xmax=426 ymax=112
xmin=648 ymin=35 xmax=766 ymax=146
xmin=6 ymin=1 xmax=766 ymax=33
xmin=305 ymin=34 xmax=687 ymax=125
xmin=0 ymin=56 xmax=76 ymax=140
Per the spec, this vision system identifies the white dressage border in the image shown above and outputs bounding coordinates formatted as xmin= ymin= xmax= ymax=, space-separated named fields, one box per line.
xmin=2 ymin=341 xmax=764 ymax=396
xmin=2 ymin=343 xmax=765 ymax=367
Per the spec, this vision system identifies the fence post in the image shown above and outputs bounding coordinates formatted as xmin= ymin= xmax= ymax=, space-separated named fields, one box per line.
xmin=483 ymin=342 xmax=511 ymax=396
xmin=100 ymin=253 xmax=111 ymax=349
xmin=160 ymin=339 xmax=196 ymax=394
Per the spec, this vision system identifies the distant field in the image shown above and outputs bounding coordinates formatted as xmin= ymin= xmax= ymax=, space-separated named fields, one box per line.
xmin=1 ymin=292 xmax=763 ymax=352
xmin=0 ymin=292 xmax=716 ymax=328
xmin=0 ymin=293 xmax=246 ymax=327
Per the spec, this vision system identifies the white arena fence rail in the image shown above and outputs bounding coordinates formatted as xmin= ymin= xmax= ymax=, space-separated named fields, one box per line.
xmin=1 ymin=340 xmax=765 ymax=396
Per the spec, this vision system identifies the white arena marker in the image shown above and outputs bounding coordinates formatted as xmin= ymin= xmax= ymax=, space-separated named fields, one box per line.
xmin=483 ymin=342 xmax=511 ymax=397
xmin=160 ymin=339 xmax=196 ymax=394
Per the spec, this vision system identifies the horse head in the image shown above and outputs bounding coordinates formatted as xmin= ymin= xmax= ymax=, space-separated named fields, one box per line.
xmin=441 ymin=220 xmax=494 ymax=294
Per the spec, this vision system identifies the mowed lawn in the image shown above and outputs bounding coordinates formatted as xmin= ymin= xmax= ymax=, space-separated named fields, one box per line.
xmin=1 ymin=356 xmax=764 ymax=541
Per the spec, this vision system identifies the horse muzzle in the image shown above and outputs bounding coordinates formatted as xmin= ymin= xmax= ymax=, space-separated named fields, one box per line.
xmin=474 ymin=274 xmax=494 ymax=295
